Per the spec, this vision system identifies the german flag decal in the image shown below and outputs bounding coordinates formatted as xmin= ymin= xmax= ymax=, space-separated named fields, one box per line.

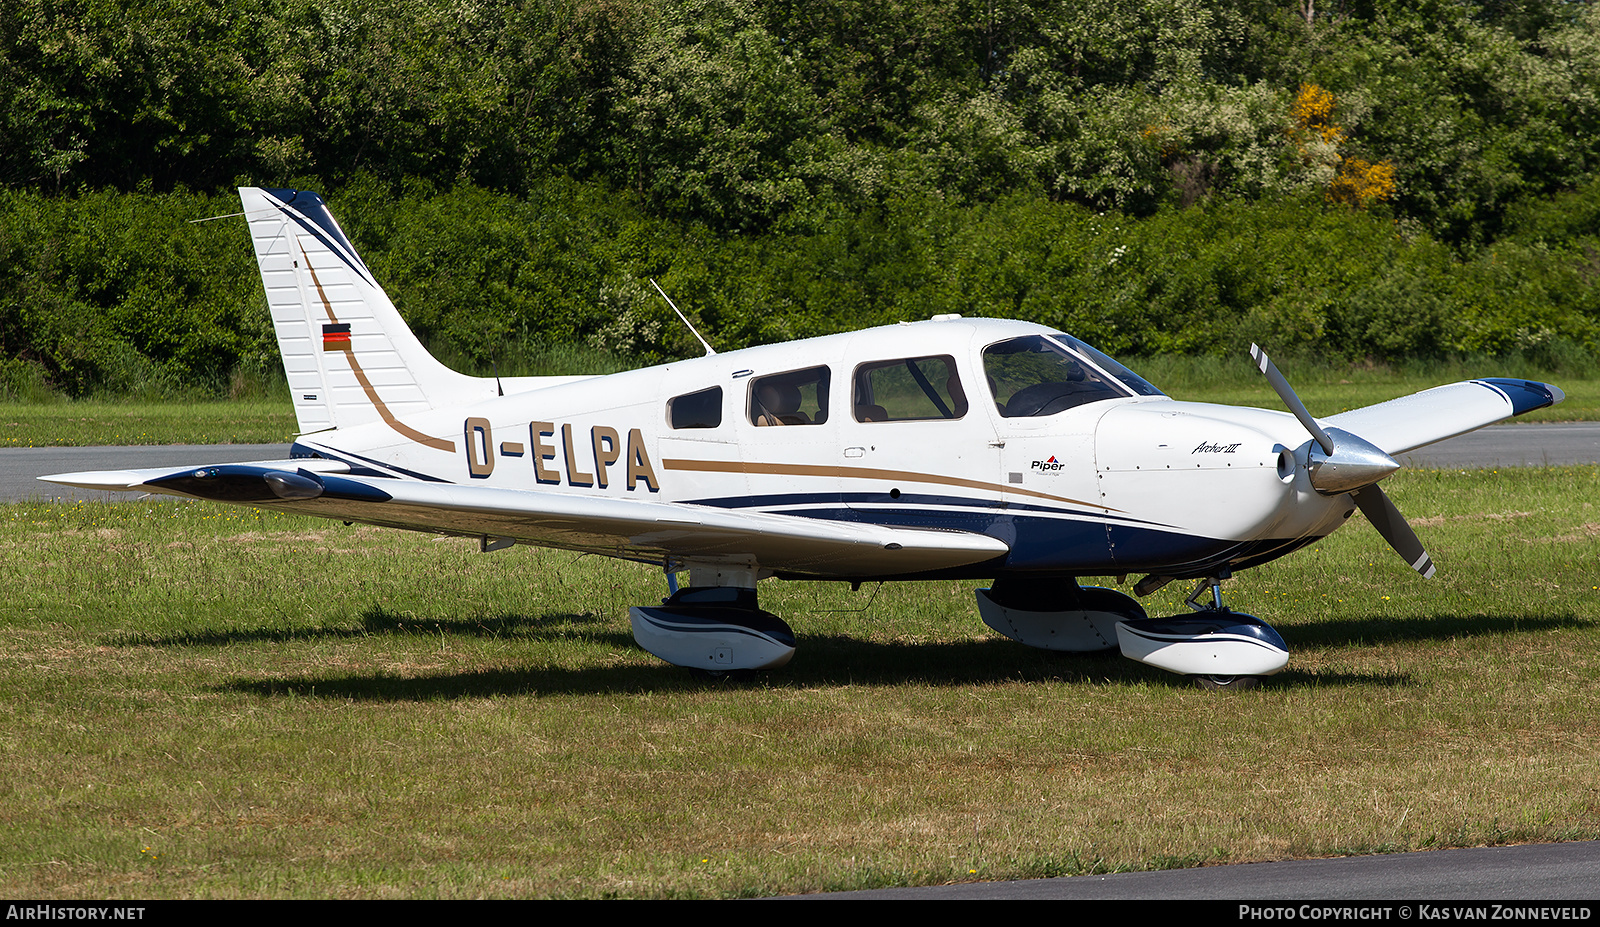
xmin=322 ymin=323 xmax=352 ymax=351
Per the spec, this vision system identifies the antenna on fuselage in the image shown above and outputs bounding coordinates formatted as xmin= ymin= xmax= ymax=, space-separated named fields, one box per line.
xmin=649 ymin=279 xmax=716 ymax=356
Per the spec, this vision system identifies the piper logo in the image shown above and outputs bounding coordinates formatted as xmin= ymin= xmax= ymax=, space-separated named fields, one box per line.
xmin=1030 ymin=456 xmax=1065 ymax=472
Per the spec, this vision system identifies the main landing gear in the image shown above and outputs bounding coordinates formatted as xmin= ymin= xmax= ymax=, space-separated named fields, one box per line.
xmin=1114 ymin=576 xmax=1289 ymax=690
xmin=627 ymin=571 xmax=797 ymax=674
xmin=975 ymin=576 xmax=1142 ymax=652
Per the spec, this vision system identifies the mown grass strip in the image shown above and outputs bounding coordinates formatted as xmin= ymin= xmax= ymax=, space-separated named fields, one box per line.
xmin=0 ymin=401 xmax=298 ymax=447
xmin=1 ymin=466 xmax=1596 ymax=897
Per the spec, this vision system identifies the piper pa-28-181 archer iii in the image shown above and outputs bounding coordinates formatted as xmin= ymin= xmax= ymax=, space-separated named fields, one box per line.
xmin=43 ymin=188 xmax=1566 ymax=689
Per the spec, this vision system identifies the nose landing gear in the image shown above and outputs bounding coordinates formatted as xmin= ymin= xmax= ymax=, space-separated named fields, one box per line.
xmin=1115 ymin=576 xmax=1288 ymax=690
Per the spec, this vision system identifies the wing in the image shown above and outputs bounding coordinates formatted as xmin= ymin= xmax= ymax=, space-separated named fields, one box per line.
xmin=1323 ymin=378 xmax=1563 ymax=457
xmin=40 ymin=461 xmax=1009 ymax=578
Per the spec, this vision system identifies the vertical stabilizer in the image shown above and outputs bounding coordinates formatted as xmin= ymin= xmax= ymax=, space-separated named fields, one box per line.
xmin=240 ymin=186 xmax=497 ymax=437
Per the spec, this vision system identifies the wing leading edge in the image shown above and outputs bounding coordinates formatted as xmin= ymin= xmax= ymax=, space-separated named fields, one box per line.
xmin=1323 ymin=378 xmax=1563 ymax=457
xmin=39 ymin=463 xmax=1009 ymax=578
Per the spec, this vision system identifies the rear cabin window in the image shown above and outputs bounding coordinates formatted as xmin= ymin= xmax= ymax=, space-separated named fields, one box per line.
xmin=668 ymin=386 xmax=722 ymax=429
xmin=748 ymin=367 xmax=830 ymax=426
xmin=853 ymin=355 xmax=968 ymax=422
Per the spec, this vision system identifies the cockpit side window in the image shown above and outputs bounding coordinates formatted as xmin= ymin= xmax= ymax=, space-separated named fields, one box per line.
xmin=668 ymin=386 xmax=722 ymax=429
xmin=853 ymin=355 xmax=968 ymax=422
xmin=748 ymin=366 xmax=831 ymax=426
xmin=983 ymin=335 xmax=1159 ymax=418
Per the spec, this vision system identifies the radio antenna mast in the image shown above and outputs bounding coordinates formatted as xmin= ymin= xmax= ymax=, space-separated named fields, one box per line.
xmin=650 ymin=279 xmax=716 ymax=356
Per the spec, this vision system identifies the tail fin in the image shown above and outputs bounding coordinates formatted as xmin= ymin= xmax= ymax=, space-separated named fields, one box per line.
xmin=240 ymin=186 xmax=498 ymax=437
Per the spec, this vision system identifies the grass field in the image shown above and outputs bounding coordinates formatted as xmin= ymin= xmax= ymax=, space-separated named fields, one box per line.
xmin=0 ymin=401 xmax=298 ymax=447
xmin=2 ymin=465 xmax=1597 ymax=898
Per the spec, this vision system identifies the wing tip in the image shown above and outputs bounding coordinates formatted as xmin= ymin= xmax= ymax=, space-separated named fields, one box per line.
xmin=36 ymin=470 xmax=147 ymax=492
xmin=1474 ymin=378 xmax=1565 ymax=416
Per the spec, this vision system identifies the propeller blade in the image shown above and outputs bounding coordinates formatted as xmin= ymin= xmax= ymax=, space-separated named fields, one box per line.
xmin=1251 ymin=343 xmax=1433 ymax=577
xmin=1250 ymin=343 xmax=1334 ymax=455
xmin=1352 ymin=485 xmax=1437 ymax=579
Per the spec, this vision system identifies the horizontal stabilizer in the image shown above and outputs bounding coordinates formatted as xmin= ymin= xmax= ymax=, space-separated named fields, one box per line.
xmin=38 ymin=458 xmax=353 ymax=493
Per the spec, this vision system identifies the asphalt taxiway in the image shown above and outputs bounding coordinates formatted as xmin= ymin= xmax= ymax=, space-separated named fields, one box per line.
xmin=808 ymin=840 xmax=1600 ymax=899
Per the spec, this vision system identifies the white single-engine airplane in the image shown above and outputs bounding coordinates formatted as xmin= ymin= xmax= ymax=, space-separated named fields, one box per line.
xmin=44 ymin=188 xmax=1565 ymax=688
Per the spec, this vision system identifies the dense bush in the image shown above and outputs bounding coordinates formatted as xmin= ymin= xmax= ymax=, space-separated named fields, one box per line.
xmin=2 ymin=179 xmax=1596 ymax=399
xmin=1 ymin=0 xmax=1597 ymax=397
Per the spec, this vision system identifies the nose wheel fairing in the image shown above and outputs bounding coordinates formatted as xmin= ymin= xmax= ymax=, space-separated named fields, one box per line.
xmin=1114 ymin=612 xmax=1289 ymax=679
xmin=1115 ymin=577 xmax=1288 ymax=682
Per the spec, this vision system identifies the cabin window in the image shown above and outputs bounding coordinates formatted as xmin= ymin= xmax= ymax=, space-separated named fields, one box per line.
xmin=852 ymin=355 xmax=968 ymax=422
xmin=748 ymin=367 xmax=830 ymax=426
xmin=983 ymin=335 xmax=1161 ymax=418
xmin=668 ymin=386 xmax=722 ymax=429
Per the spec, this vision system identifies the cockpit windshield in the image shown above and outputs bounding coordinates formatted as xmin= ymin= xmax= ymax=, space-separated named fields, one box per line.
xmin=983 ymin=334 xmax=1163 ymax=418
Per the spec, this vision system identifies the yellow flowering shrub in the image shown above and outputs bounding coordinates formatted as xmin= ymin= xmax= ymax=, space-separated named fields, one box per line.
xmin=1290 ymin=84 xmax=1396 ymax=207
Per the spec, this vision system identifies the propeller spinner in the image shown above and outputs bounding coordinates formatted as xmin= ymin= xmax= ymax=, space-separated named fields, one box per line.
xmin=1250 ymin=344 xmax=1436 ymax=579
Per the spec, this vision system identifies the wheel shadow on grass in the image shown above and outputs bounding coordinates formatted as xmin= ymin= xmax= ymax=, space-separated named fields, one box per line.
xmin=123 ymin=607 xmax=1582 ymax=701
xmin=213 ymin=632 xmax=1419 ymax=702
